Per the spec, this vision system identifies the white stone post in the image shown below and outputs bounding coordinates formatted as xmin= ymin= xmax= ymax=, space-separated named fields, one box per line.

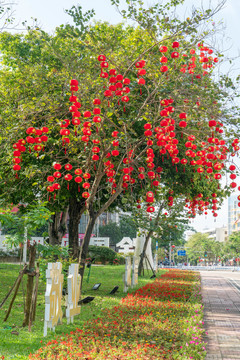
xmin=123 ymin=257 xmax=131 ymax=292
xmin=131 ymin=256 xmax=139 ymax=288
xmin=66 ymin=263 xmax=81 ymax=324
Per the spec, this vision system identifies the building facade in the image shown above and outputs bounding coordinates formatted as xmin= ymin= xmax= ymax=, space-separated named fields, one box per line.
xmin=185 ymin=227 xmax=228 ymax=243
xmin=201 ymin=227 xmax=228 ymax=242
xmin=89 ymin=237 xmax=109 ymax=247
xmin=78 ymin=212 xmax=120 ymax=238
xmin=228 ymin=194 xmax=240 ymax=236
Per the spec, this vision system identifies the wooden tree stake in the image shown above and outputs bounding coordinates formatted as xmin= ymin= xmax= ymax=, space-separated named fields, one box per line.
xmin=22 ymin=244 xmax=36 ymax=327
xmin=4 ymin=264 xmax=27 ymax=322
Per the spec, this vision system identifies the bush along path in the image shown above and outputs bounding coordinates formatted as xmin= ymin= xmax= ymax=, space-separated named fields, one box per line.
xmin=29 ymin=270 xmax=206 ymax=360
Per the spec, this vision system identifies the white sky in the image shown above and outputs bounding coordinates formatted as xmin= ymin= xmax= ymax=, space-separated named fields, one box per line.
xmin=10 ymin=0 xmax=240 ymax=232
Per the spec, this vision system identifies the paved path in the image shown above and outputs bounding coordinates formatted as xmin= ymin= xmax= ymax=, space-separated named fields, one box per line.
xmin=200 ymin=271 xmax=240 ymax=360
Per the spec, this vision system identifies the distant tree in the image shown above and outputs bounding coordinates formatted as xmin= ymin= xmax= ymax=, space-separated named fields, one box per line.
xmin=154 ymin=221 xmax=190 ymax=259
xmin=98 ymin=215 xmax=137 ymax=245
xmin=224 ymin=232 xmax=240 ymax=264
xmin=98 ymin=222 xmax=122 ymax=245
xmin=119 ymin=216 xmax=137 ymax=239
xmin=158 ymin=222 xmax=189 ymax=247
xmin=186 ymin=232 xmax=223 ymax=265
xmin=156 ymin=247 xmax=167 ymax=262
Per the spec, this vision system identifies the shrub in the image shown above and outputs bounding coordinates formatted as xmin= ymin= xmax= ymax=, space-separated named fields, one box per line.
xmin=0 ymin=248 xmax=20 ymax=258
xmin=88 ymin=245 xmax=124 ymax=264
xmin=118 ymin=252 xmax=135 ymax=260
xmin=37 ymin=243 xmax=69 ymax=259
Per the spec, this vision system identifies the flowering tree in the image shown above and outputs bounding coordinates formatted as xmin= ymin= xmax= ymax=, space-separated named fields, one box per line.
xmin=1 ymin=0 xmax=240 ymax=279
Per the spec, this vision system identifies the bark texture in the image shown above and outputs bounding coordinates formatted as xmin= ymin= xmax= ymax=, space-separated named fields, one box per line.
xmin=48 ymin=209 xmax=68 ymax=246
xmin=78 ymin=205 xmax=97 ymax=281
xmin=68 ymin=197 xmax=85 ymax=257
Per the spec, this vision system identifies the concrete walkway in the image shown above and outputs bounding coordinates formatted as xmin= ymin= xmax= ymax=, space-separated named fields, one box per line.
xmin=201 ymin=271 xmax=240 ymax=360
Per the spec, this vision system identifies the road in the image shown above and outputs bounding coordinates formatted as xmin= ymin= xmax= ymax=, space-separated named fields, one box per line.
xmin=200 ymin=270 xmax=240 ymax=280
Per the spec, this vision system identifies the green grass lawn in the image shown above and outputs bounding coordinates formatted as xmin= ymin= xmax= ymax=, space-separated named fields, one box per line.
xmin=0 ymin=263 xmax=164 ymax=360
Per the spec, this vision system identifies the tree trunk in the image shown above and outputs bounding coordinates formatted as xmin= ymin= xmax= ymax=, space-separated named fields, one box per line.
xmin=22 ymin=244 xmax=36 ymax=327
xmin=138 ymin=230 xmax=153 ymax=276
xmin=68 ymin=197 xmax=85 ymax=257
xmin=79 ymin=206 xmax=97 ymax=281
xmin=77 ymin=175 xmax=123 ymax=280
xmin=48 ymin=209 xmax=68 ymax=246
xmin=138 ymin=205 xmax=164 ymax=276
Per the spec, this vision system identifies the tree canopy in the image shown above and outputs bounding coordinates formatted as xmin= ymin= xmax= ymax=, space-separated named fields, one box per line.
xmin=186 ymin=232 xmax=223 ymax=265
xmin=224 ymin=232 xmax=240 ymax=261
xmin=0 ymin=1 xmax=239 ymax=275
